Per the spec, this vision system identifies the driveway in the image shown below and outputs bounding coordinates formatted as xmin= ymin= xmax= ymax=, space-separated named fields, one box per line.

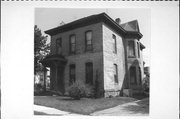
xmin=91 ymin=98 xmax=149 ymax=116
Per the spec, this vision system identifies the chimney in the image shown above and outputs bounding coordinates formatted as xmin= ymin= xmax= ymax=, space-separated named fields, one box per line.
xmin=115 ymin=18 xmax=121 ymax=25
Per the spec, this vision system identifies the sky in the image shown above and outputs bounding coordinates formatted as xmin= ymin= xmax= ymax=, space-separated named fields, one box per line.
xmin=35 ymin=8 xmax=150 ymax=67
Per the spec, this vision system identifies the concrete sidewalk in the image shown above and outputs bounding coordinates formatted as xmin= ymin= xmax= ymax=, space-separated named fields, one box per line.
xmin=34 ymin=105 xmax=83 ymax=116
xmin=90 ymin=98 xmax=149 ymax=116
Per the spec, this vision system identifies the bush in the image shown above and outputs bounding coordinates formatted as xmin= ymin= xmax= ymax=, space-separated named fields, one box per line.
xmin=34 ymin=84 xmax=43 ymax=96
xmin=142 ymin=76 xmax=149 ymax=94
xmin=67 ymin=81 xmax=94 ymax=100
xmin=34 ymin=84 xmax=43 ymax=92
xmin=83 ymin=84 xmax=95 ymax=98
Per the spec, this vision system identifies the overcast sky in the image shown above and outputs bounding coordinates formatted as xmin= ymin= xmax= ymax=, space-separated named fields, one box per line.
xmin=35 ymin=8 xmax=150 ymax=67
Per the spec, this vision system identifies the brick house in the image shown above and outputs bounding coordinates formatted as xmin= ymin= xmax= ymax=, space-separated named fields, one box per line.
xmin=41 ymin=13 xmax=145 ymax=97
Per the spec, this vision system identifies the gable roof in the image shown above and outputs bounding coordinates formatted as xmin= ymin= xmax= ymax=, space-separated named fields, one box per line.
xmin=45 ymin=13 xmax=142 ymax=39
xmin=120 ymin=20 xmax=140 ymax=32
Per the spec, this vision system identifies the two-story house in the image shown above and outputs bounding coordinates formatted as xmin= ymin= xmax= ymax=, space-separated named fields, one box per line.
xmin=41 ymin=13 xmax=145 ymax=97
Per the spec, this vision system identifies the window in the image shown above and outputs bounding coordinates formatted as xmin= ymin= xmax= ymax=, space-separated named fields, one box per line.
xmin=137 ymin=42 xmax=140 ymax=58
xmin=114 ymin=64 xmax=118 ymax=83
xmin=69 ymin=64 xmax=75 ymax=85
xmin=85 ymin=31 xmax=93 ymax=51
xmin=85 ymin=62 xmax=93 ymax=85
xmin=113 ymin=34 xmax=117 ymax=53
xmin=56 ymin=38 xmax=62 ymax=54
xmin=130 ymin=66 xmax=137 ymax=84
xmin=138 ymin=67 xmax=142 ymax=85
xmin=69 ymin=35 xmax=76 ymax=54
xmin=128 ymin=41 xmax=135 ymax=57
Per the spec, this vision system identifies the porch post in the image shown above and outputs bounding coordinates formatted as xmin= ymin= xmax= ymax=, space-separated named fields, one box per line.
xmin=55 ymin=64 xmax=58 ymax=92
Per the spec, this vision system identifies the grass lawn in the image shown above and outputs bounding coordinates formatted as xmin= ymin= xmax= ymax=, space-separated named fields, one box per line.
xmin=34 ymin=96 xmax=137 ymax=115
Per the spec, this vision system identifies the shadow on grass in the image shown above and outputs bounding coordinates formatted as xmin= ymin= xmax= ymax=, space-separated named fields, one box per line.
xmin=34 ymin=111 xmax=64 ymax=116
xmin=61 ymin=98 xmax=75 ymax=101
xmin=34 ymin=111 xmax=49 ymax=115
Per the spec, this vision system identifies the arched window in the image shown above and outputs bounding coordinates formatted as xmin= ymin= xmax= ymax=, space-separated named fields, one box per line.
xmin=69 ymin=64 xmax=76 ymax=85
xmin=113 ymin=34 xmax=117 ymax=53
xmin=56 ymin=38 xmax=62 ymax=54
xmin=130 ymin=66 xmax=137 ymax=84
xmin=138 ymin=67 xmax=142 ymax=85
xmin=137 ymin=42 xmax=140 ymax=58
xmin=128 ymin=41 xmax=135 ymax=57
xmin=114 ymin=64 xmax=118 ymax=83
xmin=85 ymin=31 xmax=93 ymax=51
xmin=85 ymin=62 xmax=93 ymax=85
xmin=69 ymin=35 xmax=76 ymax=54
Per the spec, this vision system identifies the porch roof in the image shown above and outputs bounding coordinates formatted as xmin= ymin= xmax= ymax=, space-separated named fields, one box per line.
xmin=41 ymin=54 xmax=67 ymax=67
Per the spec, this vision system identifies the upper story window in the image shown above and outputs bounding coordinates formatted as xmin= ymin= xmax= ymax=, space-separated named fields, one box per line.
xmin=137 ymin=42 xmax=140 ymax=58
xmin=85 ymin=31 xmax=93 ymax=51
xmin=69 ymin=35 xmax=76 ymax=54
xmin=114 ymin=64 xmax=118 ymax=83
xmin=128 ymin=40 xmax=135 ymax=57
xmin=56 ymin=38 xmax=62 ymax=54
xmin=113 ymin=34 xmax=117 ymax=54
xmin=85 ymin=62 xmax=93 ymax=85
xmin=69 ymin=64 xmax=76 ymax=85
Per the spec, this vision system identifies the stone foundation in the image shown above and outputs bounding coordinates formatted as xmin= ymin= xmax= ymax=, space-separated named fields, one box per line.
xmin=104 ymin=90 xmax=120 ymax=98
xmin=123 ymin=89 xmax=133 ymax=97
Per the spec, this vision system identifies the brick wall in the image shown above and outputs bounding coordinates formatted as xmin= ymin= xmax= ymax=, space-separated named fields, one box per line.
xmin=102 ymin=23 xmax=126 ymax=97
xmin=64 ymin=52 xmax=104 ymax=96
xmin=50 ymin=23 xmax=103 ymax=55
xmin=48 ymin=21 xmax=144 ymax=97
xmin=50 ymin=22 xmax=104 ymax=96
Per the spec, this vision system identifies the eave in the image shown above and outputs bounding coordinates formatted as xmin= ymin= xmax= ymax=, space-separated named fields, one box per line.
xmin=45 ymin=13 xmax=143 ymax=40
xmin=125 ymin=31 xmax=143 ymax=40
xmin=45 ymin=14 xmax=102 ymax=36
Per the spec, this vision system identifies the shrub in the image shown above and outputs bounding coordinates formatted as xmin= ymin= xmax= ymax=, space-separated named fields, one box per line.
xmin=34 ymin=84 xmax=44 ymax=96
xmin=83 ymin=84 xmax=95 ymax=98
xmin=34 ymin=84 xmax=43 ymax=92
xmin=142 ymin=76 xmax=149 ymax=94
xmin=67 ymin=81 xmax=94 ymax=100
